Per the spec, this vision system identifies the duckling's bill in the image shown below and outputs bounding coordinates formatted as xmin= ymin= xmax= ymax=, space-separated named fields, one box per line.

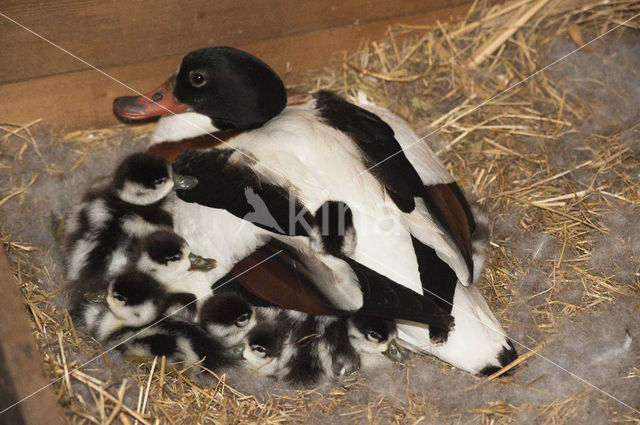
xmin=83 ymin=289 xmax=108 ymax=305
xmin=188 ymin=252 xmax=217 ymax=270
xmin=113 ymin=74 xmax=188 ymax=120
xmin=172 ymin=172 xmax=198 ymax=190
xmin=228 ymin=343 xmax=246 ymax=360
xmin=383 ymin=339 xmax=408 ymax=362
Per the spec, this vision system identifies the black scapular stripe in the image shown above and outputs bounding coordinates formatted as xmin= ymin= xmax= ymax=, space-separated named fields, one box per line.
xmin=314 ymin=90 xmax=424 ymax=213
xmin=173 ymin=148 xmax=314 ymax=236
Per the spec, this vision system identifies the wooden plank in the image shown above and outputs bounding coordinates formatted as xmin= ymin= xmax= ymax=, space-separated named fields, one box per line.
xmin=0 ymin=5 xmax=471 ymax=132
xmin=0 ymin=246 xmax=65 ymax=425
xmin=0 ymin=0 xmax=470 ymax=84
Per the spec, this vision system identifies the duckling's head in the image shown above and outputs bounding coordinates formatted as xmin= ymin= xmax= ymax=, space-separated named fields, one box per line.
xmin=106 ymin=270 xmax=166 ymax=327
xmin=241 ymin=322 xmax=287 ymax=376
xmin=112 ymin=153 xmax=197 ymax=205
xmin=347 ymin=316 xmax=405 ymax=362
xmin=198 ymin=292 xmax=256 ymax=347
xmin=134 ymin=230 xmax=216 ymax=285
xmin=113 ymin=47 xmax=287 ymax=131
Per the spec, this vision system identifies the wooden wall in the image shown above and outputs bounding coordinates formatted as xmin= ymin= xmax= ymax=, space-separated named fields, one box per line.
xmin=0 ymin=1 xmax=472 ymax=131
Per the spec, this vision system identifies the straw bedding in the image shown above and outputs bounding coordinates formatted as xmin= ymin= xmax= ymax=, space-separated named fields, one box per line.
xmin=1 ymin=0 xmax=639 ymax=423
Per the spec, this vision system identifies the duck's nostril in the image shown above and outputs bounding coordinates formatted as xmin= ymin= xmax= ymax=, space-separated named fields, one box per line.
xmin=151 ymin=92 xmax=164 ymax=102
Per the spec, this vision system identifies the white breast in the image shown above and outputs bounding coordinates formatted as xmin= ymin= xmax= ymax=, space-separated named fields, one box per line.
xmin=150 ymin=112 xmax=217 ymax=144
xmin=166 ymin=192 xmax=270 ymax=282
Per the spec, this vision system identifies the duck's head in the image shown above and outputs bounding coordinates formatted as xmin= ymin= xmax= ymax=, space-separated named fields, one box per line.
xmin=347 ymin=316 xmax=407 ymax=362
xmin=133 ymin=230 xmax=217 ymax=285
xmin=105 ymin=270 xmax=166 ymax=327
xmin=112 ymin=153 xmax=198 ymax=205
xmin=113 ymin=46 xmax=287 ymax=131
xmin=198 ymin=292 xmax=256 ymax=347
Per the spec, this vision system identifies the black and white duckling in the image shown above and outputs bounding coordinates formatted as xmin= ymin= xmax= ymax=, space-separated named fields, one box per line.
xmin=113 ymin=47 xmax=516 ymax=375
xmin=131 ymin=229 xmax=217 ymax=304
xmin=239 ymin=308 xmax=403 ymax=385
xmin=64 ymin=152 xmax=197 ymax=294
xmin=309 ymin=200 xmax=357 ymax=258
xmin=107 ymin=316 xmax=240 ymax=374
xmin=346 ymin=316 xmax=406 ymax=369
xmin=198 ymin=291 xmax=256 ymax=347
xmin=240 ymin=307 xmax=297 ymax=381
xmin=78 ymin=269 xmax=176 ymax=342
xmin=80 ymin=270 xmax=238 ymax=372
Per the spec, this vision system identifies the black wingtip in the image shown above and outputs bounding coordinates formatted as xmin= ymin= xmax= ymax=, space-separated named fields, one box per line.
xmin=477 ymin=340 xmax=519 ymax=376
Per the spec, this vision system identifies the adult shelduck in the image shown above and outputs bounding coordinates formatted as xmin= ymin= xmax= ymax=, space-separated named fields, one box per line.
xmin=113 ymin=47 xmax=516 ymax=375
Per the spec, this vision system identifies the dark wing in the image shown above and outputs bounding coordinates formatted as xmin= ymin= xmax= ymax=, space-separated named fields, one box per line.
xmin=314 ymin=91 xmax=475 ymax=281
xmin=343 ymin=257 xmax=453 ymax=332
xmin=222 ymin=239 xmax=453 ymax=332
xmin=314 ymin=90 xmax=423 ymax=213
xmin=172 ymin=148 xmax=313 ymax=236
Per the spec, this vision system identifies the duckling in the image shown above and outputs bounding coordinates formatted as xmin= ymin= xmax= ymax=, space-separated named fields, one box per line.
xmin=284 ymin=314 xmax=406 ymax=383
xmin=346 ymin=316 xmax=405 ymax=369
xmin=241 ymin=307 xmax=296 ymax=380
xmin=131 ymin=229 xmax=217 ymax=303
xmin=107 ymin=316 xmax=241 ymax=374
xmin=290 ymin=314 xmax=360 ymax=383
xmin=79 ymin=270 xmax=238 ymax=372
xmin=240 ymin=308 xmax=401 ymax=385
xmin=309 ymin=200 xmax=357 ymax=257
xmin=77 ymin=269 xmax=173 ymax=342
xmin=197 ymin=291 xmax=256 ymax=347
xmin=64 ymin=152 xmax=198 ymax=299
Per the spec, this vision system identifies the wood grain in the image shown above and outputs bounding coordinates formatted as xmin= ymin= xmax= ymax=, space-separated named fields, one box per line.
xmin=1 ymin=0 xmax=470 ymax=84
xmin=0 ymin=246 xmax=64 ymax=425
xmin=0 ymin=4 xmax=471 ymax=131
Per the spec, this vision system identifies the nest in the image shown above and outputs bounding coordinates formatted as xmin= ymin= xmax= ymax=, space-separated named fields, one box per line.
xmin=1 ymin=0 xmax=639 ymax=423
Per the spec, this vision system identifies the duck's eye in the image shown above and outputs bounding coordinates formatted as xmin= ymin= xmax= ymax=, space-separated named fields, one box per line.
xmin=367 ymin=330 xmax=382 ymax=342
xmin=153 ymin=177 xmax=167 ymax=186
xmin=189 ymin=71 xmax=206 ymax=88
xmin=165 ymin=254 xmax=182 ymax=263
xmin=113 ymin=294 xmax=127 ymax=303
xmin=251 ymin=344 xmax=267 ymax=357
xmin=235 ymin=313 xmax=251 ymax=327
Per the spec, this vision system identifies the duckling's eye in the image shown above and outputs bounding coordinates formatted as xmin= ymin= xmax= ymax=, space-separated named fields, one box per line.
xmin=189 ymin=71 xmax=206 ymax=88
xmin=367 ymin=330 xmax=382 ymax=341
xmin=235 ymin=313 xmax=251 ymax=327
xmin=165 ymin=254 xmax=182 ymax=263
xmin=153 ymin=177 xmax=167 ymax=186
xmin=113 ymin=294 xmax=127 ymax=303
xmin=251 ymin=344 xmax=267 ymax=357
